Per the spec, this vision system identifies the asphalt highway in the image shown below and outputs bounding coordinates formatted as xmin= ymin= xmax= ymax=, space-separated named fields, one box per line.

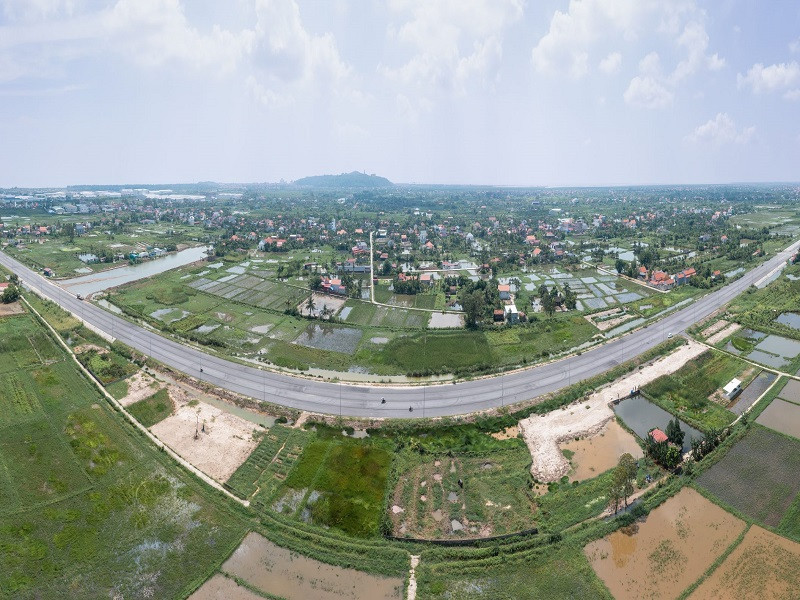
xmin=3 ymin=239 xmax=798 ymax=419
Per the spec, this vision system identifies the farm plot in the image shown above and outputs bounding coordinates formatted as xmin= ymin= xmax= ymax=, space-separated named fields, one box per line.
xmin=689 ymin=525 xmax=800 ymax=600
xmin=273 ymin=437 xmax=391 ymax=537
xmin=190 ymin=273 xmax=304 ymax=311
xmin=560 ymin=420 xmax=643 ymax=482
xmin=390 ymin=447 xmax=535 ymax=539
xmin=696 ymin=426 xmax=800 ymax=526
xmin=211 ymin=532 xmax=404 ymax=600
xmin=584 ymin=487 xmax=745 ymax=600
xmin=755 ymin=379 xmax=800 ymax=439
xmin=642 ymin=350 xmax=744 ymax=431
xmin=0 ymin=312 xmax=247 ymax=599
xmin=417 ymin=544 xmax=611 ymax=600
xmin=342 ymin=300 xmax=430 ymax=329
xmin=226 ymin=425 xmax=311 ymax=505
xmin=293 ymin=323 xmax=364 ymax=354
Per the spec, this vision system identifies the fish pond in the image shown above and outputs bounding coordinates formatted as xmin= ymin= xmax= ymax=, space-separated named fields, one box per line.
xmin=613 ymin=395 xmax=703 ymax=451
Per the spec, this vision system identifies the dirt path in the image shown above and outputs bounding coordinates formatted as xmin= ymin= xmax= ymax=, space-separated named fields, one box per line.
xmin=519 ymin=340 xmax=707 ymax=482
xmin=407 ymin=555 xmax=420 ymax=600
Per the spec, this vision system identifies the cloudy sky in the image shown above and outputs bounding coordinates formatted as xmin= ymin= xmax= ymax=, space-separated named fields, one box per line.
xmin=1 ymin=0 xmax=798 ymax=187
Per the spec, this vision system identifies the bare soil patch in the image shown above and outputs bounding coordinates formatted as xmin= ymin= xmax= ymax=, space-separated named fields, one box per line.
xmin=706 ymin=322 xmax=742 ymax=345
xmin=560 ymin=420 xmax=643 ymax=481
xmin=150 ymin=398 xmax=260 ymax=482
xmin=72 ymin=343 xmax=108 ymax=355
xmin=700 ymin=319 xmax=730 ymax=339
xmin=519 ymin=340 xmax=706 ymax=482
xmin=0 ymin=301 xmax=24 ymax=317
xmin=221 ymin=532 xmax=404 ymax=600
xmin=584 ymin=487 xmax=745 ymax=600
xmin=586 ymin=308 xmax=635 ymax=332
xmin=118 ymin=370 xmax=166 ymax=407
xmin=490 ymin=425 xmax=519 ymax=440
xmin=689 ymin=525 xmax=800 ymax=600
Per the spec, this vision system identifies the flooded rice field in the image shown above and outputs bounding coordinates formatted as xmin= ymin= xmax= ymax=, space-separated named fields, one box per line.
xmin=779 ymin=379 xmax=800 ymax=403
xmin=293 ymin=324 xmax=363 ymax=354
xmin=218 ymin=532 xmax=404 ymax=600
xmin=776 ymin=312 xmax=800 ymax=331
xmin=428 ymin=312 xmax=463 ymax=328
xmin=613 ymin=395 xmax=703 ymax=452
xmin=688 ymin=525 xmax=800 ymax=600
xmin=189 ymin=574 xmax=264 ymax=600
xmin=729 ymin=371 xmax=777 ymax=415
xmin=559 ymin=420 xmax=643 ymax=481
xmin=584 ymin=487 xmax=745 ymax=600
xmin=756 ymin=397 xmax=800 ymax=439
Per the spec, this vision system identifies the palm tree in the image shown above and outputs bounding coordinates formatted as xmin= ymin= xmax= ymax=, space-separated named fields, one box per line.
xmin=305 ymin=295 xmax=316 ymax=317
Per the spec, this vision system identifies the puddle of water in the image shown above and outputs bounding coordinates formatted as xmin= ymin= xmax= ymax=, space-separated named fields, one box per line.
xmin=560 ymin=420 xmax=643 ymax=481
xmin=613 ymin=395 xmax=703 ymax=452
xmin=339 ymin=306 xmax=353 ymax=320
xmin=222 ymin=532 xmax=404 ymax=600
xmin=604 ymin=318 xmax=646 ymax=338
xmin=194 ymin=324 xmax=219 ymax=334
xmin=780 ymin=379 xmax=800 ymax=403
xmin=370 ymin=337 xmax=389 ymax=344
xmin=226 ymin=265 xmax=246 ymax=274
xmin=150 ymin=308 xmax=190 ymax=322
xmin=250 ymin=324 xmax=273 ymax=334
xmin=96 ymin=299 xmax=122 ymax=314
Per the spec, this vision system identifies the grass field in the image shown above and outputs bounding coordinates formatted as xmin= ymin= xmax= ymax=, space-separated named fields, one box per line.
xmin=0 ymin=310 xmax=248 ymax=599
xmin=269 ymin=435 xmax=392 ymax=537
xmin=696 ymin=425 xmax=800 ymax=527
xmin=126 ymin=388 xmax=173 ymax=428
xmin=642 ymin=350 xmax=744 ymax=431
xmin=417 ymin=543 xmax=612 ymax=599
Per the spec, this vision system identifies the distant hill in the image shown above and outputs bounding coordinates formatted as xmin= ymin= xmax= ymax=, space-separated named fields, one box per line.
xmin=294 ymin=172 xmax=393 ymax=188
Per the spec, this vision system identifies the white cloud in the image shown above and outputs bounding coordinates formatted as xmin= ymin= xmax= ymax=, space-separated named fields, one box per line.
xmin=598 ymin=51 xmax=621 ymax=74
xmin=531 ymin=0 xmax=643 ymax=77
xmin=737 ymin=61 xmax=800 ymax=94
xmin=790 ymin=38 xmax=800 ymax=53
xmin=623 ymin=75 xmax=673 ymax=108
xmin=784 ymin=89 xmax=800 ymax=101
xmin=382 ymin=0 xmax=523 ymax=91
xmin=686 ymin=113 xmax=755 ymax=145
xmin=669 ymin=20 xmax=724 ymax=84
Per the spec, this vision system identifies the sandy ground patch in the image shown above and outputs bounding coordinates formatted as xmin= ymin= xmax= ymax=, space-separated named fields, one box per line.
xmin=221 ymin=532 xmax=404 ymax=600
xmin=519 ymin=340 xmax=706 ymax=482
xmin=150 ymin=399 xmax=260 ymax=482
xmin=706 ymin=322 xmax=742 ymax=345
xmin=560 ymin=420 xmax=643 ymax=481
xmin=490 ymin=425 xmax=519 ymax=440
xmin=689 ymin=525 xmax=800 ymax=600
xmin=584 ymin=487 xmax=745 ymax=600
xmin=118 ymin=370 xmax=166 ymax=407
xmin=700 ymin=319 xmax=730 ymax=339
xmin=586 ymin=308 xmax=635 ymax=332
xmin=72 ymin=343 xmax=108 ymax=355
xmin=298 ymin=292 xmax=347 ymax=318
xmin=0 ymin=301 xmax=25 ymax=316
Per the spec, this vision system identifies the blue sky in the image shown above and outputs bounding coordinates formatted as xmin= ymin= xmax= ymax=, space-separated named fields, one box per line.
xmin=0 ymin=0 xmax=798 ymax=187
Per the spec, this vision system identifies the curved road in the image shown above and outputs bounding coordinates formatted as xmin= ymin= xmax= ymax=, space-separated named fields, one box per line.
xmin=3 ymin=240 xmax=798 ymax=418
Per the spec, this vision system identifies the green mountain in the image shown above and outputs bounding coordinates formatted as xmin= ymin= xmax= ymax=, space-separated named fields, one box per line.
xmin=294 ymin=171 xmax=393 ymax=188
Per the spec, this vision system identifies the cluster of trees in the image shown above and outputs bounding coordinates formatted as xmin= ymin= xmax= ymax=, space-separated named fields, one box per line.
xmin=537 ymin=282 xmax=577 ymax=316
xmin=459 ymin=279 xmax=501 ymax=327
xmin=607 ymin=453 xmax=638 ymax=514
xmin=644 ymin=417 xmax=685 ymax=469
xmin=392 ymin=276 xmax=423 ymax=295
xmin=2 ymin=284 xmax=20 ymax=303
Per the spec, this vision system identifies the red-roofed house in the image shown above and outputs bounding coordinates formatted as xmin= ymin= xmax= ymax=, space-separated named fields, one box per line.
xmin=649 ymin=428 xmax=669 ymax=444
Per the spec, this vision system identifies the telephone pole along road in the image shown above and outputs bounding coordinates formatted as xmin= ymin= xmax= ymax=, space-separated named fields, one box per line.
xmin=2 ymin=239 xmax=798 ymax=419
